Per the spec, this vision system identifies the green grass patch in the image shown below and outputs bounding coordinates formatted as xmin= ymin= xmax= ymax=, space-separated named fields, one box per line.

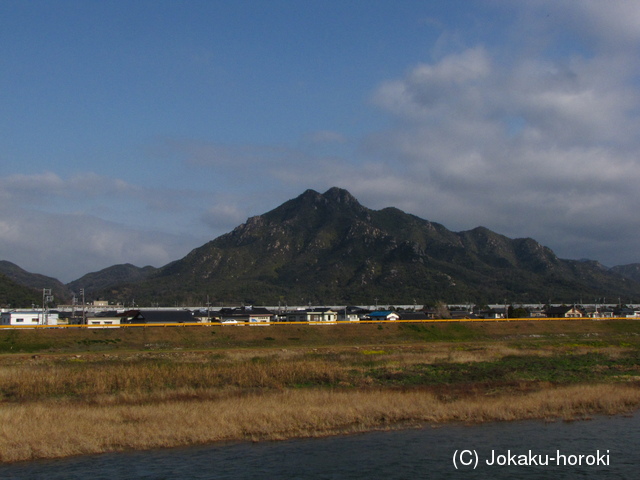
xmin=601 ymin=320 xmax=640 ymax=335
xmin=368 ymin=352 xmax=640 ymax=386
xmin=0 ymin=330 xmax=55 ymax=353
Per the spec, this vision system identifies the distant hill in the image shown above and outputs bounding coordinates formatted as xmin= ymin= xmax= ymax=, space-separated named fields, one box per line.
xmin=67 ymin=263 xmax=157 ymax=297
xmin=0 ymin=260 xmax=71 ymax=304
xmin=100 ymin=187 xmax=640 ymax=305
xmin=0 ymin=273 xmax=41 ymax=308
xmin=610 ymin=264 xmax=640 ymax=284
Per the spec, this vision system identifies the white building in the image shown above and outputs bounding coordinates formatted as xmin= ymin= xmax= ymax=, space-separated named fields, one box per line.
xmin=0 ymin=311 xmax=59 ymax=327
xmin=286 ymin=308 xmax=338 ymax=324
xmin=87 ymin=317 xmax=121 ymax=328
xmin=338 ymin=311 xmax=361 ymax=322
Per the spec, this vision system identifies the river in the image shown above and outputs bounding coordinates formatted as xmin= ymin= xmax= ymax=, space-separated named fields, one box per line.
xmin=0 ymin=414 xmax=637 ymax=479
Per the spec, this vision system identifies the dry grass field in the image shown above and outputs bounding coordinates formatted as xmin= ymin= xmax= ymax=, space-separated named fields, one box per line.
xmin=1 ymin=319 xmax=640 ymax=462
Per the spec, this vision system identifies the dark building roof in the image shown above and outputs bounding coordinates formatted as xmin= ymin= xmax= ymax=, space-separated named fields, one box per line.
xmin=122 ymin=310 xmax=195 ymax=324
xmin=449 ymin=310 xmax=479 ymax=319
xmin=218 ymin=306 xmax=274 ymax=318
xmin=345 ymin=306 xmax=371 ymax=314
xmin=545 ymin=306 xmax=574 ymax=316
xmin=399 ymin=312 xmax=432 ymax=321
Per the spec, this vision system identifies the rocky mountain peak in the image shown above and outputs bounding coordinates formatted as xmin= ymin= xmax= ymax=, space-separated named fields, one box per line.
xmin=15 ymin=188 xmax=635 ymax=306
xmin=322 ymin=187 xmax=359 ymax=205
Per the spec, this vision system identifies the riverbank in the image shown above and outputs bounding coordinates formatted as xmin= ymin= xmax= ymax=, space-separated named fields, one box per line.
xmin=1 ymin=320 xmax=639 ymax=462
xmin=2 ymin=383 xmax=639 ymax=463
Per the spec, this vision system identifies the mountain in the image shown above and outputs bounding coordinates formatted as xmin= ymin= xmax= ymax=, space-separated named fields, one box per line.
xmin=100 ymin=187 xmax=640 ymax=305
xmin=67 ymin=263 xmax=157 ymax=296
xmin=611 ymin=264 xmax=640 ymax=284
xmin=0 ymin=273 xmax=42 ymax=308
xmin=0 ymin=260 xmax=71 ymax=304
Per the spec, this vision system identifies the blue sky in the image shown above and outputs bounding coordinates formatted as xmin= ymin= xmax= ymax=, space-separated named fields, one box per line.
xmin=2 ymin=0 xmax=640 ymax=282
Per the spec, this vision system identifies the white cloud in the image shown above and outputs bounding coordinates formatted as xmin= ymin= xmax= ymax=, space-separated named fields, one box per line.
xmin=549 ymin=0 xmax=640 ymax=47
xmin=0 ymin=219 xmax=23 ymax=243
xmin=0 ymin=205 xmax=198 ymax=283
xmin=1 ymin=172 xmax=134 ymax=208
xmin=201 ymin=203 xmax=247 ymax=231
xmin=0 ymin=171 xmax=210 ymax=281
xmin=363 ymin=28 xmax=640 ymax=266
xmin=373 ymin=46 xmax=491 ymax=119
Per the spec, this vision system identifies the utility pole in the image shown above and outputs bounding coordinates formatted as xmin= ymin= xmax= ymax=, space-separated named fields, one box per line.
xmin=80 ymin=289 xmax=86 ymax=325
xmin=42 ymin=289 xmax=53 ymax=325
